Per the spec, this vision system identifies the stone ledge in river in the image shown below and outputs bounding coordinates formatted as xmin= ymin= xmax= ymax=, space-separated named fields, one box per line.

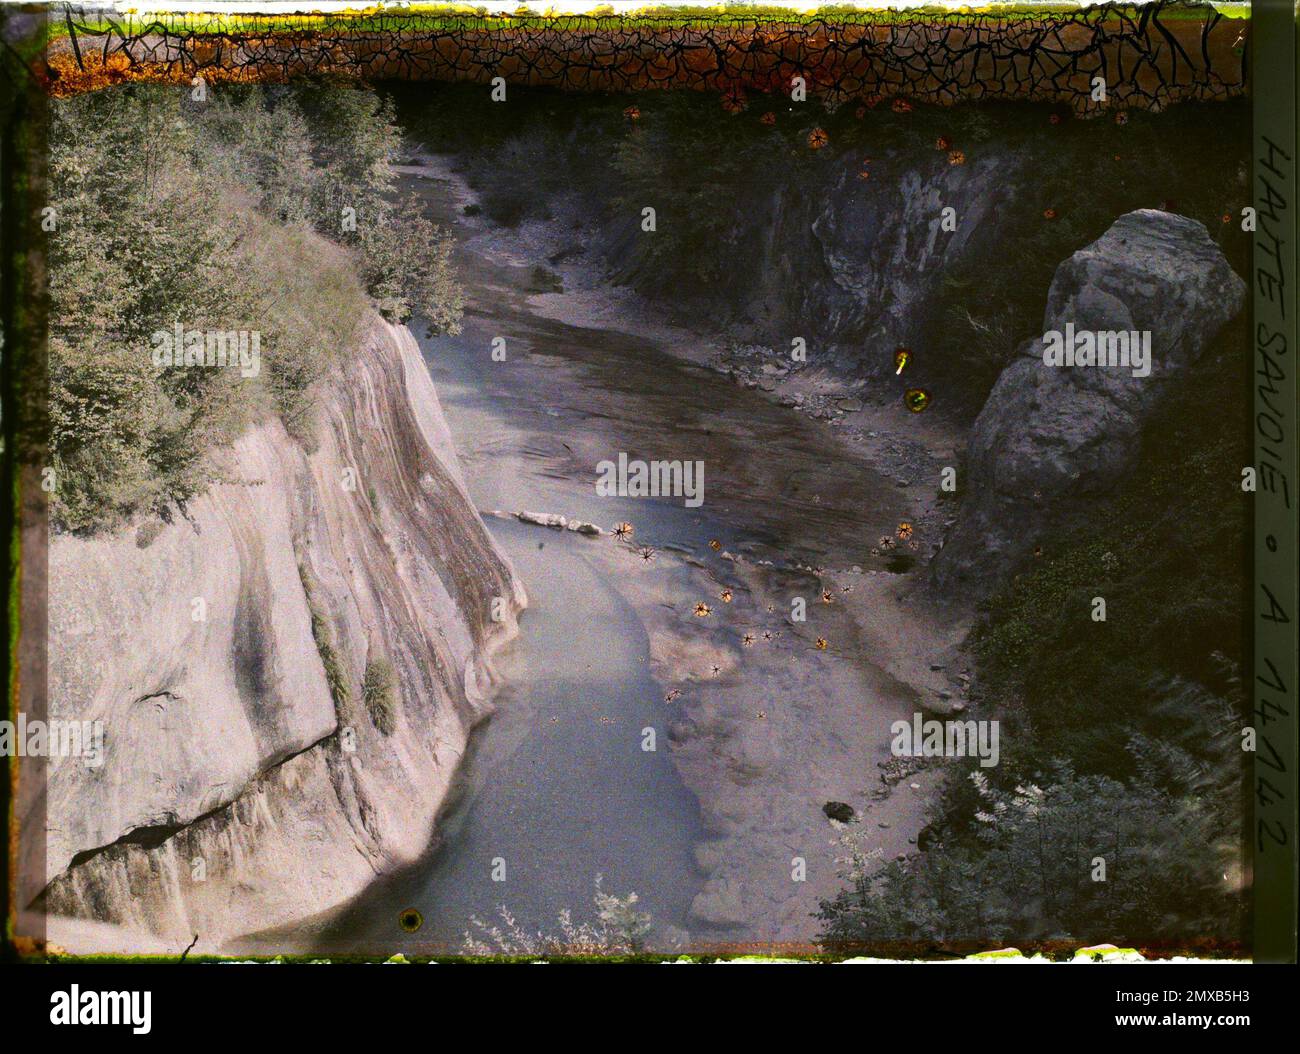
xmin=513 ymin=510 xmax=605 ymax=535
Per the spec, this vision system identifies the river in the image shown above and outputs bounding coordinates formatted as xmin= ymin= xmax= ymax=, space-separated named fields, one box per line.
xmin=316 ymin=153 xmax=910 ymax=954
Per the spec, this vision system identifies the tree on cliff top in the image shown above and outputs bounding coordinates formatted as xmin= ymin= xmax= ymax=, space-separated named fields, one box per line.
xmin=49 ymin=81 xmax=463 ymax=532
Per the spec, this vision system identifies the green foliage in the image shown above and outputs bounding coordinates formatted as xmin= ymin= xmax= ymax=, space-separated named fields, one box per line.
xmin=594 ymin=885 xmax=653 ymax=954
xmin=820 ymin=333 xmax=1249 ymax=950
xmin=292 ymin=80 xmax=464 ymax=329
xmin=297 ymin=81 xmax=401 ymax=218
xmin=464 ymin=128 xmax=568 ymax=228
xmin=48 ymin=343 xmax=166 ymax=529
xmin=819 ymin=767 xmax=1241 ymax=947
xmin=401 ymin=93 xmax=576 ymax=228
xmin=49 ymin=80 xmax=462 ymax=532
xmin=358 ymin=203 xmax=464 ymax=330
xmin=235 ymin=220 xmax=369 ymax=444
xmin=609 ymin=93 xmax=792 ymax=293
xmin=199 ymin=89 xmax=316 ymax=225
xmin=362 ymin=656 xmax=397 ymax=736
xmin=49 ymin=89 xmax=262 ymax=531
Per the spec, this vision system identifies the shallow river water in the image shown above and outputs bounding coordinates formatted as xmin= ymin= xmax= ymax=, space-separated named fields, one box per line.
xmin=318 ymin=161 xmax=905 ymax=953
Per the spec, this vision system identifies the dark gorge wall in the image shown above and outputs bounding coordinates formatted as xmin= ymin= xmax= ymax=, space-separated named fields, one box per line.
xmin=483 ymin=89 xmax=1250 ymax=407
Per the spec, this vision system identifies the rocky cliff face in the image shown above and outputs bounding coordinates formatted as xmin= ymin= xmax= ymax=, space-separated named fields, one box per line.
xmin=448 ymin=92 xmax=1244 ymax=410
xmin=30 ymin=317 xmax=525 ymax=953
xmin=589 ymin=133 xmax=1032 ymax=386
xmin=932 ymin=209 xmax=1246 ymax=597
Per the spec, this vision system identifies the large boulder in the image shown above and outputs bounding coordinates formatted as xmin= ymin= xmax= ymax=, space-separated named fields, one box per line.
xmin=933 ymin=210 xmax=1246 ymax=598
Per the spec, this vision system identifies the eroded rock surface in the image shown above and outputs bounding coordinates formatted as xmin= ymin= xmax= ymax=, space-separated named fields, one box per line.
xmin=933 ymin=210 xmax=1246 ymax=597
xmin=32 ymin=318 xmax=525 ymax=953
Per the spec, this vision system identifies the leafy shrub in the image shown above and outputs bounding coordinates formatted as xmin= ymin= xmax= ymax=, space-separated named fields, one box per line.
xmin=819 ymin=768 xmax=1240 ymax=948
xmin=464 ymin=876 xmax=652 ymax=955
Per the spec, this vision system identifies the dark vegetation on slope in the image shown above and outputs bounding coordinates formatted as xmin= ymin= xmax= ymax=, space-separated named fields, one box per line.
xmin=818 ymin=325 xmax=1250 ymax=951
xmin=49 ymin=79 xmax=463 ymax=533
xmin=399 ymin=82 xmax=1248 ymax=416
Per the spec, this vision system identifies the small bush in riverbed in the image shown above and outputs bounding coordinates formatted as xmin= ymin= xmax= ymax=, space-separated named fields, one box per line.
xmin=526 ymin=266 xmax=563 ymax=294
xmin=464 ymin=876 xmax=652 ymax=956
xmin=363 ymin=656 xmax=398 ymax=736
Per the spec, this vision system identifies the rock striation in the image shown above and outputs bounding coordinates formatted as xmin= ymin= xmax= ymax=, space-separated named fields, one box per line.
xmin=30 ymin=317 xmax=525 ymax=953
